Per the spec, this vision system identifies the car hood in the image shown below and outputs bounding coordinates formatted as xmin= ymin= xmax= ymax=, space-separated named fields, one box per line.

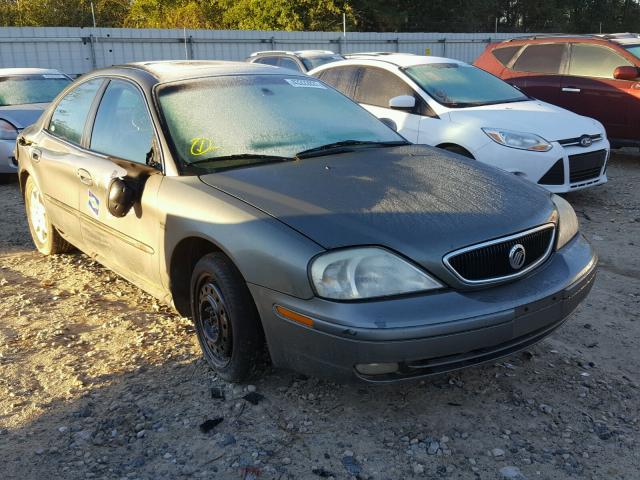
xmin=446 ymin=100 xmax=604 ymax=141
xmin=199 ymin=145 xmax=556 ymax=286
xmin=0 ymin=103 xmax=48 ymax=129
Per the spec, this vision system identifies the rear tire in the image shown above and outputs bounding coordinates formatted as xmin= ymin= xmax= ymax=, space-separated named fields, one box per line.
xmin=190 ymin=253 xmax=263 ymax=382
xmin=24 ymin=176 xmax=74 ymax=255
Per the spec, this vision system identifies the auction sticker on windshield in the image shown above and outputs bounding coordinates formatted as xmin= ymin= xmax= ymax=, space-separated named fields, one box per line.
xmin=284 ymin=78 xmax=326 ymax=89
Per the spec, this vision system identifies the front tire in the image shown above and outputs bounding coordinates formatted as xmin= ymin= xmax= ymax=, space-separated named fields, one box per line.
xmin=190 ymin=253 xmax=263 ymax=382
xmin=24 ymin=176 xmax=73 ymax=255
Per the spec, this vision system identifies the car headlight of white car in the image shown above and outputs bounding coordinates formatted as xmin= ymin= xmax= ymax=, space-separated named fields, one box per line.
xmin=482 ymin=128 xmax=552 ymax=152
xmin=310 ymin=247 xmax=443 ymax=300
xmin=552 ymin=195 xmax=579 ymax=250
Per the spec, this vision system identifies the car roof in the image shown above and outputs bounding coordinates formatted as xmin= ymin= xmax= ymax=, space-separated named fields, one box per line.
xmin=0 ymin=67 xmax=65 ymax=76
xmin=499 ymin=33 xmax=640 ymax=48
xmin=314 ymin=54 xmax=467 ymax=69
xmin=115 ymin=60 xmax=303 ymax=82
xmin=250 ymin=50 xmax=338 ymax=58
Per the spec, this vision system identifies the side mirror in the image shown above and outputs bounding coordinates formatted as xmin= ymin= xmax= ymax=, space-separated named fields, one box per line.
xmin=379 ymin=117 xmax=398 ymax=131
xmin=388 ymin=95 xmax=416 ymax=110
xmin=613 ymin=65 xmax=639 ymax=80
xmin=108 ymin=178 xmax=137 ymax=218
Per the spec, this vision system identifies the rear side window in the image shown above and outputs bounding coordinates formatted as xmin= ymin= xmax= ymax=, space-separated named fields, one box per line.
xmin=314 ymin=66 xmax=361 ymax=98
xmin=48 ymin=79 xmax=103 ymax=145
xmin=512 ymin=43 xmax=567 ymax=74
xmin=90 ymin=80 xmax=154 ymax=164
xmin=492 ymin=46 xmax=521 ymax=66
xmin=279 ymin=57 xmax=302 ymax=72
xmin=355 ymin=67 xmax=415 ymax=107
xmin=569 ymin=44 xmax=632 ymax=78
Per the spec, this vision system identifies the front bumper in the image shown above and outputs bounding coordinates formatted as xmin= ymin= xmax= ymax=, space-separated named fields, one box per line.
xmin=0 ymin=139 xmax=18 ymax=174
xmin=473 ymin=139 xmax=609 ymax=194
xmin=250 ymin=234 xmax=597 ymax=383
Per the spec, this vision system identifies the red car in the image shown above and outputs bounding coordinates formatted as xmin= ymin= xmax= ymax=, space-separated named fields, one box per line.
xmin=475 ymin=33 xmax=640 ymax=147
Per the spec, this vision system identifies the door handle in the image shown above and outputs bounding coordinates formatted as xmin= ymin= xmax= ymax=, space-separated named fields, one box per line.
xmin=76 ymin=168 xmax=93 ymax=186
xmin=31 ymin=148 xmax=42 ymax=162
xmin=562 ymin=87 xmax=581 ymax=93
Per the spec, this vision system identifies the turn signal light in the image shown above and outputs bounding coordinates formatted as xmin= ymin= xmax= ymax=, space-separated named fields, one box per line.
xmin=275 ymin=305 xmax=314 ymax=327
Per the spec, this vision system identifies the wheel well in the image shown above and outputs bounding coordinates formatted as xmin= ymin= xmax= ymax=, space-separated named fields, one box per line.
xmin=169 ymin=237 xmax=223 ymax=316
xmin=19 ymin=170 xmax=29 ymax=196
xmin=436 ymin=143 xmax=475 ymax=159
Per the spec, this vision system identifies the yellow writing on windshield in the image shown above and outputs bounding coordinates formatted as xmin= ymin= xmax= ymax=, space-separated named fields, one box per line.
xmin=190 ymin=137 xmax=220 ymax=156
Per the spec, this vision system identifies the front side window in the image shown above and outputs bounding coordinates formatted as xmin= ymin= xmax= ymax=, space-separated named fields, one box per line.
xmin=301 ymin=55 xmax=344 ymax=70
xmin=569 ymin=44 xmax=633 ymax=78
xmin=157 ymin=74 xmax=402 ymax=172
xmin=48 ymin=79 xmax=103 ymax=145
xmin=90 ymin=80 xmax=154 ymax=164
xmin=253 ymin=57 xmax=279 ymax=66
xmin=0 ymin=74 xmax=71 ymax=107
xmin=404 ymin=63 xmax=528 ymax=108
xmin=512 ymin=43 xmax=567 ymax=74
xmin=355 ymin=67 xmax=415 ymax=108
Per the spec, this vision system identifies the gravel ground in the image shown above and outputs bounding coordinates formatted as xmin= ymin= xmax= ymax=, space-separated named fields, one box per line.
xmin=0 ymin=153 xmax=639 ymax=480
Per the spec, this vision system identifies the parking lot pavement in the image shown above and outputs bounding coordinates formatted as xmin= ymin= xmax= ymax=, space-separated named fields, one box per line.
xmin=0 ymin=153 xmax=638 ymax=479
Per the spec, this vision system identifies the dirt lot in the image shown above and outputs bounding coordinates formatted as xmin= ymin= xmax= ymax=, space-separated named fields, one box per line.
xmin=0 ymin=153 xmax=639 ymax=480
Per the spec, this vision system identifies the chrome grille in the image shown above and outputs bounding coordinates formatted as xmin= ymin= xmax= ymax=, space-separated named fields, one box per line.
xmin=444 ymin=224 xmax=556 ymax=285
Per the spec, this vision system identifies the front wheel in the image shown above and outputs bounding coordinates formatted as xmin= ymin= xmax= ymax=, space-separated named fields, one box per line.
xmin=24 ymin=176 xmax=73 ymax=255
xmin=190 ymin=253 xmax=263 ymax=382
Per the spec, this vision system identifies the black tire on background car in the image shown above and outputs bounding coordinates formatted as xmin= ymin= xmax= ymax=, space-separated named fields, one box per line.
xmin=190 ymin=252 xmax=264 ymax=382
xmin=24 ymin=175 xmax=74 ymax=255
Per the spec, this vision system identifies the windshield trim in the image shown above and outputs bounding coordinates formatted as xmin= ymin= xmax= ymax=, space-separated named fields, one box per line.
xmin=401 ymin=64 xmax=529 ymax=109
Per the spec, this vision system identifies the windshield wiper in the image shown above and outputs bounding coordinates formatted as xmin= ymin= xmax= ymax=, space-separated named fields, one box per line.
xmin=188 ymin=153 xmax=295 ymax=167
xmin=296 ymin=140 xmax=408 ymax=159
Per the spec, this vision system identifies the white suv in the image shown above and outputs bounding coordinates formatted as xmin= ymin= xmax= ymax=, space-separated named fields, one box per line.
xmin=310 ymin=53 xmax=610 ymax=193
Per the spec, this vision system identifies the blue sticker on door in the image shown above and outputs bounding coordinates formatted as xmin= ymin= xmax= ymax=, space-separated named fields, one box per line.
xmin=88 ymin=191 xmax=100 ymax=217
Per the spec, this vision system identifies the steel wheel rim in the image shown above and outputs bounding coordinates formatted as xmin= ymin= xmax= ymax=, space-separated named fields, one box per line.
xmin=197 ymin=280 xmax=232 ymax=367
xmin=29 ymin=186 xmax=48 ymax=245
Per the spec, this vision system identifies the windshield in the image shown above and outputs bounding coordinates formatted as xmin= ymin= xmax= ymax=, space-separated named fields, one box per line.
xmin=404 ymin=63 xmax=528 ymax=108
xmin=0 ymin=74 xmax=70 ymax=106
xmin=301 ymin=55 xmax=344 ymax=70
xmin=624 ymin=44 xmax=640 ymax=60
xmin=157 ymin=75 xmax=402 ymax=172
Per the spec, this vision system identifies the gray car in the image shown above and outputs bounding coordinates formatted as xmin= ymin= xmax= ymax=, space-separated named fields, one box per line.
xmin=16 ymin=61 xmax=597 ymax=383
xmin=0 ymin=68 xmax=71 ymax=181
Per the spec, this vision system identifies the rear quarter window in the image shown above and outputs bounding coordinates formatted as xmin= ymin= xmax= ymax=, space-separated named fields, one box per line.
xmin=492 ymin=46 xmax=521 ymax=66
xmin=314 ymin=66 xmax=361 ymax=98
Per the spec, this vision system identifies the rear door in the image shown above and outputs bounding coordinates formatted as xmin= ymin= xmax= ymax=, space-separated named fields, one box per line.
xmin=561 ymin=43 xmax=635 ymax=140
xmin=506 ymin=42 xmax=568 ymax=104
xmin=352 ymin=66 xmax=425 ymax=143
xmin=33 ymin=78 xmax=105 ymax=245
xmin=78 ymin=78 xmax=164 ymax=288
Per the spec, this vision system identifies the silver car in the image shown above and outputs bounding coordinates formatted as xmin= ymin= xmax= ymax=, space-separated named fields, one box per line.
xmin=0 ymin=68 xmax=71 ymax=181
xmin=16 ymin=61 xmax=597 ymax=383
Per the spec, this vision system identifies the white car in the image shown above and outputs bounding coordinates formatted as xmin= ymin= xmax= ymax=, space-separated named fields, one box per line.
xmin=0 ymin=68 xmax=71 ymax=181
xmin=310 ymin=53 xmax=609 ymax=193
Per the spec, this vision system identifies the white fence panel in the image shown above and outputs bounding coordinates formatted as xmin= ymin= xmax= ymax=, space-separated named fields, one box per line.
xmin=0 ymin=27 xmax=536 ymax=75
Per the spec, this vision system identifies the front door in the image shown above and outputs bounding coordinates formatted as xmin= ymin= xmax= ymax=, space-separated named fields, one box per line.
xmin=354 ymin=66 xmax=424 ymax=142
xmin=560 ymin=43 xmax=635 ymax=140
xmin=77 ymin=79 xmax=163 ymax=289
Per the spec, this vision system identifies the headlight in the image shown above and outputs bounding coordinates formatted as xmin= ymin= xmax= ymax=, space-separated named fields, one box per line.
xmin=310 ymin=247 xmax=443 ymax=300
xmin=552 ymin=194 xmax=579 ymax=249
xmin=482 ymin=128 xmax=552 ymax=152
xmin=0 ymin=119 xmax=18 ymax=141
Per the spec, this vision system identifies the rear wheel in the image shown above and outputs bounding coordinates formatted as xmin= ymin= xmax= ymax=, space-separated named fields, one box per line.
xmin=190 ymin=253 xmax=263 ymax=382
xmin=24 ymin=176 xmax=73 ymax=255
